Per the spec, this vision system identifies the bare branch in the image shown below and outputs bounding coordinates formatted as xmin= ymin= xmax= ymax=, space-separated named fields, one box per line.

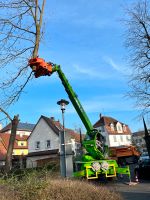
xmin=0 ymin=0 xmax=46 ymax=107
xmin=124 ymin=1 xmax=150 ymax=114
xmin=0 ymin=107 xmax=12 ymax=121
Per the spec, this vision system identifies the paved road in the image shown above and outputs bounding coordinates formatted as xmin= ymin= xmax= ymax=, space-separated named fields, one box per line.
xmin=104 ymin=163 xmax=150 ymax=200
xmin=107 ymin=180 xmax=150 ymax=200
xmin=117 ymin=163 xmax=150 ymax=199
xmin=92 ymin=164 xmax=150 ymax=200
xmin=121 ymin=191 xmax=150 ymax=200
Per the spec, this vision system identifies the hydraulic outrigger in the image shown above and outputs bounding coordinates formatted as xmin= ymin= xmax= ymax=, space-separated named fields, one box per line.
xmin=28 ymin=57 xmax=130 ymax=179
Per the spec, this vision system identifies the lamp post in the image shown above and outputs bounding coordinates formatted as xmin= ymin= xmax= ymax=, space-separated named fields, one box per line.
xmin=57 ymin=99 xmax=69 ymax=177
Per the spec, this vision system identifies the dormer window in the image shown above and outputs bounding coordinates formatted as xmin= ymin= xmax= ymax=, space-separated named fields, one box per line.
xmin=110 ymin=123 xmax=114 ymax=131
xmin=118 ymin=125 xmax=122 ymax=131
xmin=123 ymin=124 xmax=126 ymax=132
xmin=116 ymin=122 xmax=123 ymax=133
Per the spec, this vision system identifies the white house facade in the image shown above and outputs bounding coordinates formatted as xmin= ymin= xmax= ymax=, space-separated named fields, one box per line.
xmin=28 ymin=117 xmax=59 ymax=153
xmin=27 ymin=116 xmax=82 ymax=169
xmin=93 ymin=114 xmax=132 ymax=147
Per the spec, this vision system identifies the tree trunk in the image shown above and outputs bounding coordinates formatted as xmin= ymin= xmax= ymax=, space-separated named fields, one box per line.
xmin=5 ymin=115 xmax=19 ymax=173
xmin=32 ymin=24 xmax=40 ymax=57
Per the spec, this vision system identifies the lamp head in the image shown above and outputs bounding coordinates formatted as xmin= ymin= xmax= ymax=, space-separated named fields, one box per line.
xmin=57 ymin=99 xmax=69 ymax=111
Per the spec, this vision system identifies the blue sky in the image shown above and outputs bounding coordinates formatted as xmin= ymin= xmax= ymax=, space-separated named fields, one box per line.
xmin=1 ymin=0 xmax=145 ymax=132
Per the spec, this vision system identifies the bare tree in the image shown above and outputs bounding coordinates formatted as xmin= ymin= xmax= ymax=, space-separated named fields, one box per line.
xmin=124 ymin=0 xmax=150 ymax=115
xmin=0 ymin=0 xmax=46 ymax=107
xmin=0 ymin=108 xmax=19 ymax=173
xmin=0 ymin=0 xmax=46 ymax=172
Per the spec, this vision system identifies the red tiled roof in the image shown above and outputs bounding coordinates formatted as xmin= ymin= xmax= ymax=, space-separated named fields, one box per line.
xmin=0 ymin=133 xmax=28 ymax=149
xmin=0 ymin=133 xmax=10 ymax=149
xmin=65 ymin=128 xmax=85 ymax=143
xmin=52 ymin=120 xmax=63 ymax=130
xmin=0 ymin=138 xmax=7 ymax=160
xmin=40 ymin=116 xmax=82 ymax=142
xmin=93 ymin=115 xmax=131 ymax=135
xmin=41 ymin=116 xmax=61 ymax=135
xmin=15 ymin=135 xmax=29 ymax=141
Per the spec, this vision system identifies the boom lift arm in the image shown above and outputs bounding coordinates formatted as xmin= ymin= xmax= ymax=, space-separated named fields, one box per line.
xmin=52 ymin=65 xmax=93 ymax=133
xmin=28 ymin=57 xmax=107 ymax=160
xmin=28 ymin=57 xmax=131 ymax=179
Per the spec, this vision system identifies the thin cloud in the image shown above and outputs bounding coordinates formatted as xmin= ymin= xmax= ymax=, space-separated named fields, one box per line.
xmin=71 ymin=64 xmax=113 ymax=80
xmin=82 ymin=94 xmax=136 ymax=113
xmin=39 ymin=94 xmax=137 ymax=115
xmin=103 ymin=56 xmax=123 ymax=72
xmin=74 ymin=64 xmax=105 ymax=78
xmin=103 ymin=56 xmax=131 ymax=75
xmin=73 ymin=16 xmax=111 ymax=29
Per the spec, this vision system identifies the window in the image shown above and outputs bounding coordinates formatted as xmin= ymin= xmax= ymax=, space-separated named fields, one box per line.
xmin=20 ymin=132 xmax=25 ymax=137
xmin=123 ymin=124 xmax=126 ymax=132
xmin=35 ymin=141 xmax=40 ymax=149
xmin=120 ymin=135 xmax=123 ymax=142
xmin=118 ymin=125 xmax=122 ymax=131
xmin=110 ymin=123 xmax=114 ymax=131
xmin=20 ymin=142 xmax=24 ymax=146
xmin=113 ymin=135 xmax=117 ymax=142
xmin=46 ymin=140 xmax=51 ymax=149
xmin=116 ymin=123 xmax=123 ymax=133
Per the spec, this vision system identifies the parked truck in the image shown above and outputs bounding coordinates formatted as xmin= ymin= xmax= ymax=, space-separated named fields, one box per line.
xmin=109 ymin=145 xmax=140 ymax=165
xmin=28 ymin=57 xmax=130 ymax=180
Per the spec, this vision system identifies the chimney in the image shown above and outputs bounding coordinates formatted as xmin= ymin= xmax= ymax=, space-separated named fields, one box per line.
xmin=50 ymin=117 xmax=55 ymax=121
xmin=99 ymin=113 xmax=102 ymax=119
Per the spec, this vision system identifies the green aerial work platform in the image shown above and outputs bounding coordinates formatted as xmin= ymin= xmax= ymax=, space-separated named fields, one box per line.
xmin=28 ymin=57 xmax=131 ymax=180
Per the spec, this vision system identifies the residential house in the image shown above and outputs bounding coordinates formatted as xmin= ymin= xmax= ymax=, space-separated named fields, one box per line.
xmin=0 ymin=122 xmax=35 ymax=136
xmin=132 ymin=131 xmax=148 ymax=153
xmin=0 ymin=133 xmax=28 ymax=167
xmin=27 ymin=115 xmax=82 ymax=169
xmin=93 ymin=114 xmax=132 ymax=147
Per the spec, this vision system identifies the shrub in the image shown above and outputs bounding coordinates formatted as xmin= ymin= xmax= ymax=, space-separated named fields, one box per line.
xmin=0 ymin=170 xmax=122 ymax=200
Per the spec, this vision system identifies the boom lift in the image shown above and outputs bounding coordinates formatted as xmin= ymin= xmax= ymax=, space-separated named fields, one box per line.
xmin=28 ymin=57 xmax=130 ymax=179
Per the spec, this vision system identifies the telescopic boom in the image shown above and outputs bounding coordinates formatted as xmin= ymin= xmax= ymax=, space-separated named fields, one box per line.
xmin=28 ymin=57 xmax=107 ymax=159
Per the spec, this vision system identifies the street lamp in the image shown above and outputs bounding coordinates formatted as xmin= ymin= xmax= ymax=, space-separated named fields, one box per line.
xmin=57 ymin=99 xmax=69 ymax=177
xmin=57 ymin=99 xmax=69 ymax=129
